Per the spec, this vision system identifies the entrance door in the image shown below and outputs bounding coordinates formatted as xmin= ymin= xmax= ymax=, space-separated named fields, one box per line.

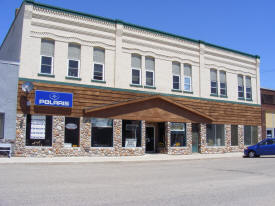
xmin=146 ymin=127 xmax=155 ymax=152
xmin=192 ymin=124 xmax=200 ymax=153
xmin=64 ymin=117 xmax=80 ymax=147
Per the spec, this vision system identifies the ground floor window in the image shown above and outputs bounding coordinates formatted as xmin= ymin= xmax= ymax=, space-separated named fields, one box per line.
xmin=0 ymin=113 xmax=4 ymax=139
xmin=206 ymin=124 xmax=225 ymax=146
xmin=231 ymin=125 xmax=238 ymax=146
xmin=170 ymin=122 xmax=186 ymax=147
xmin=64 ymin=117 xmax=80 ymax=147
xmin=26 ymin=115 xmax=52 ymax=146
xmin=91 ymin=118 xmax=113 ymax=147
xmin=244 ymin=125 xmax=258 ymax=145
xmin=122 ymin=120 xmax=141 ymax=147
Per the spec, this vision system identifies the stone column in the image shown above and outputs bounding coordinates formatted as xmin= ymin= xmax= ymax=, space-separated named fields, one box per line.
xmin=80 ymin=117 xmax=91 ymax=155
xmin=186 ymin=123 xmax=192 ymax=154
xmin=225 ymin=124 xmax=231 ymax=152
xmin=141 ymin=120 xmax=146 ymax=154
xmin=166 ymin=122 xmax=171 ymax=154
xmin=52 ymin=116 xmax=65 ymax=156
xmin=238 ymin=125 xmax=244 ymax=149
xmin=113 ymin=119 xmax=122 ymax=156
xmin=199 ymin=123 xmax=207 ymax=154
xmin=258 ymin=126 xmax=262 ymax=142
xmin=15 ymin=114 xmax=26 ymax=157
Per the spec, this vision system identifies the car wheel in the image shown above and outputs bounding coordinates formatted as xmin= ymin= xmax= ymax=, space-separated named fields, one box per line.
xmin=248 ymin=151 xmax=256 ymax=158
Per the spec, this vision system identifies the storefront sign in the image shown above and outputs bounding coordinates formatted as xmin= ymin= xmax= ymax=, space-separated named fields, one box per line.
xmin=30 ymin=115 xmax=46 ymax=139
xmin=65 ymin=123 xmax=77 ymax=130
xmin=35 ymin=90 xmax=73 ymax=108
xmin=125 ymin=138 xmax=137 ymax=147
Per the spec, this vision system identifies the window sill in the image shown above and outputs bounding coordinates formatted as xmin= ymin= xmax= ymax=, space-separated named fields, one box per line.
xmin=91 ymin=79 xmax=106 ymax=83
xmin=65 ymin=76 xmax=81 ymax=81
xmin=246 ymin=98 xmax=253 ymax=102
xmin=210 ymin=94 xmax=218 ymax=97
xmin=171 ymin=89 xmax=182 ymax=93
xmin=238 ymin=97 xmax=245 ymax=101
xmin=130 ymin=84 xmax=143 ymax=88
xmin=183 ymin=90 xmax=193 ymax=94
xmin=220 ymin=95 xmax=228 ymax=98
xmin=144 ymin=85 xmax=156 ymax=89
xmin=37 ymin=73 xmax=55 ymax=78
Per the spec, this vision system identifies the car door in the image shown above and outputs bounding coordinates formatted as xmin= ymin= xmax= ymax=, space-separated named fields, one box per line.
xmin=259 ymin=139 xmax=273 ymax=155
xmin=270 ymin=139 xmax=275 ymax=155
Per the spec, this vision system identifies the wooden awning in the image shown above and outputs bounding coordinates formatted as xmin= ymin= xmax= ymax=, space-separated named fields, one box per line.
xmin=84 ymin=95 xmax=214 ymax=123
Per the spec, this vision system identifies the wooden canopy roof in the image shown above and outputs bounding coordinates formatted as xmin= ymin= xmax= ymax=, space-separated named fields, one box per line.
xmin=84 ymin=95 xmax=214 ymax=123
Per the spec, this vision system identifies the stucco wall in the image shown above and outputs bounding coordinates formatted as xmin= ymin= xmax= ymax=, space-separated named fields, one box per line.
xmin=0 ymin=61 xmax=19 ymax=140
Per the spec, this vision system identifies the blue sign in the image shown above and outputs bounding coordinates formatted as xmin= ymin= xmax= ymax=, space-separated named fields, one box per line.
xmin=35 ymin=90 xmax=73 ymax=108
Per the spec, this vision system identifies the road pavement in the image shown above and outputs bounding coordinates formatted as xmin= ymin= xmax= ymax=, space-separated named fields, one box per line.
xmin=0 ymin=157 xmax=275 ymax=206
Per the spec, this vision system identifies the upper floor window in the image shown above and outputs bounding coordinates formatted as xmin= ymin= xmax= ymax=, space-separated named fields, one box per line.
xmin=238 ymin=75 xmax=244 ymax=99
xmin=93 ymin=47 xmax=105 ymax=81
xmin=131 ymin=54 xmax=141 ymax=85
xmin=145 ymin=57 xmax=155 ymax=86
xmin=220 ymin=71 xmax=227 ymax=96
xmin=172 ymin=62 xmax=181 ymax=90
xmin=40 ymin=39 xmax=54 ymax=74
xmin=184 ymin=64 xmax=192 ymax=92
xmin=210 ymin=69 xmax=218 ymax=95
xmin=67 ymin=43 xmax=81 ymax=78
xmin=245 ymin=76 xmax=252 ymax=100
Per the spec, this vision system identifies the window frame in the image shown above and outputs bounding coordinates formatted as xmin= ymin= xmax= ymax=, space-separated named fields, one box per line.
xmin=170 ymin=122 xmax=187 ymax=147
xmin=238 ymin=75 xmax=244 ymax=99
xmin=172 ymin=74 xmax=181 ymax=90
xmin=67 ymin=59 xmax=80 ymax=78
xmin=210 ymin=69 xmax=218 ymax=95
xmin=184 ymin=64 xmax=192 ymax=92
xmin=206 ymin=124 xmax=225 ymax=147
xmin=219 ymin=71 xmax=227 ymax=96
xmin=40 ymin=55 xmax=54 ymax=75
xmin=245 ymin=76 xmax=252 ymax=100
xmin=91 ymin=118 xmax=114 ymax=148
xmin=93 ymin=61 xmax=105 ymax=81
xmin=244 ymin=125 xmax=258 ymax=146
xmin=131 ymin=66 xmax=141 ymax=85
xmin=145 ymin=70 xmax=154 ymax=87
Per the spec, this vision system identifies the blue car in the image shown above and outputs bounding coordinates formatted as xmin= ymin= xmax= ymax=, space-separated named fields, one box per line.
xmin=244 ymin=138 xmax=275 ymax=158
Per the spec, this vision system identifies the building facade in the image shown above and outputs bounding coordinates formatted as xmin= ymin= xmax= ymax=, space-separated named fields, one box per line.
xmin=0 ymin=0 xmax=262 ymax=157
xmin=0 ymin=61 xmax=19 ymax=149
xmin=261 ymin=88 xmax=275 ymax=139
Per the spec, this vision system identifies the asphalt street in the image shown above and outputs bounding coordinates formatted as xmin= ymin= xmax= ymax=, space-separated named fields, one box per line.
xmin=0 ymin=157 xmax=275 ymax=206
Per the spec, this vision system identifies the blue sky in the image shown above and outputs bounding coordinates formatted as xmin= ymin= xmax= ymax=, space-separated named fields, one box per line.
xmin=1 ymin=0 xmax=275 ymax=89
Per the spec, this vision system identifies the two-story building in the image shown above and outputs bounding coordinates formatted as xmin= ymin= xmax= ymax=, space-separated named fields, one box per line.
xmin=0 ymin=0 xmax=262 ymax=157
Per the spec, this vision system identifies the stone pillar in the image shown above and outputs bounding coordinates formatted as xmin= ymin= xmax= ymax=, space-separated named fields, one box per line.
xmin=15 ymin=114 xmax=26 ymax=156
xmin=258 ymin=126 xmax=262 ymax=142
xmin=113 ymin=119 xmax=122 ymax=156
xmin=52 ymin=116 xmax=65 ymax=156
xmin=166 ymin=122 xmax=171 ymax=154
xmin=186 ymin=123 xmax=192 ymax=154
xmin=199 ymin=123 xmax=207 ymax=154
xmin=80 ymin=117 xmax=91 ymax=154
xmin=225 ymin=124 xmax=231 ymax=152
xmin=141 ymin=120 xmax=146 ymax=154
xmin=238 ymin=125 xmax=244 ymax=149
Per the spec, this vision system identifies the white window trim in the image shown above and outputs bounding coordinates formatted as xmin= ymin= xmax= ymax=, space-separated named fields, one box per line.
xmin=131 ymin=67 xmax=142 ymax=85
xmin=172 ymin=74 xmax=181 ymax=90
xmin=40 ymin=55 xmax=54 ymax=75
xmin=67 ymin=59 xmax=80 ymax=78
xmin=92 ymin=61 xmax=105 ymax=81
xmin=145 ymin=70 xmax=155 ymax=87
xmin=184 ymin=76 xmax=192 ymax=92
xmin=245 ymin=77 xmax=252 ymax=100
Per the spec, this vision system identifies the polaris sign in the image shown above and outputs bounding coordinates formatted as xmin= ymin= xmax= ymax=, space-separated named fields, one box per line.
xmin=35 ymin=90 xmax=73 ymax=108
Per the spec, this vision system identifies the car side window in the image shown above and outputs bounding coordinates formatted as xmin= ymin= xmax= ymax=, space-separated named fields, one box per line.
xmin=267 ymin=140 xmax=273 ymax=145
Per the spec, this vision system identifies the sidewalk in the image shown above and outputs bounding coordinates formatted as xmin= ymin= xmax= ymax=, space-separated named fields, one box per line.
xmin=0 ymin=152 xmax=243 ymax=164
